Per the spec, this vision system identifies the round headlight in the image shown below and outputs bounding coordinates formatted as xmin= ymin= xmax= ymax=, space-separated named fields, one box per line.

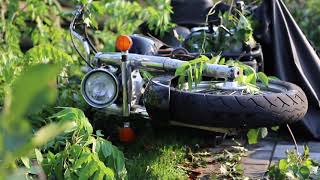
xmin=81 ymin=69 xmax=119 ymax=108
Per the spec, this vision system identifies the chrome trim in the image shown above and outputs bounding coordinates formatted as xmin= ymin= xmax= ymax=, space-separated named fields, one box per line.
xmin=121 ymin=59 xmax=130 ymax=117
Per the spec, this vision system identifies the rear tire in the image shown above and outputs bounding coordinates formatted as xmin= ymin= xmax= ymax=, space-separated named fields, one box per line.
xmin=170 ymin=80 xmax=308 ymax=128
xmin=145 ymin=77 xmax=308 ymax=128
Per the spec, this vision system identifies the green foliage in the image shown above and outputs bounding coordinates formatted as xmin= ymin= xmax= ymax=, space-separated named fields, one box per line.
xmin=0 ymin=0 xmax=80 ymax=110
xmin=213 ymin=147 xmax=248 ymax=179
xmin=186 ymin=10 xmax=255 ymax=54
xmin=22 ymin=108 xmax=127 ymax=180
xmin=124 ymin=131 xmax=190 ymax=179
xmin=175 ymin=55 xmax=270 ymax=94
xmin=0 ymin=64 xmax=74 ymax=178
xmin=175 ymin=55 xmax=209 ymax=90
xmin=284 ymin=0 xmax=320 ymax=51
xmin=228 ymin=60 xmax=269 ymax=93
xmin=268 ymin=146 xmax=320 ymax=179
xmin=80 ymin=0 xmax=173 ymax=51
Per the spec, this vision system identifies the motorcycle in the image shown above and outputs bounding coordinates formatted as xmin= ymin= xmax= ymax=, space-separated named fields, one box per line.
xmin=70 ymin=2 xmax=308 ymax=133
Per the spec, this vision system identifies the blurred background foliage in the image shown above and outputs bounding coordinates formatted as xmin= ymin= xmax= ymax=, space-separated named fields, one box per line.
xmin=284 ymin=0 xmax=320 ymax=52
xmin=225 ymin=0 xmax=320 ymax=52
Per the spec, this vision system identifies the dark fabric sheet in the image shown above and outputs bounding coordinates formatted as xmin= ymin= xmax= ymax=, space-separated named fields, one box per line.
xmin=171 ymin=0 xmax=213 ymax=26
xmin=254 ymin=0 xmax=320 ymax=139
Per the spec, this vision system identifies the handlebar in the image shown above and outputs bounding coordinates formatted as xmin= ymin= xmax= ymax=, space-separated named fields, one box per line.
xmin=70 ymin=6 xmax=97 ymax=68
xmin=94 ymin=53 xmax=240 ymax=79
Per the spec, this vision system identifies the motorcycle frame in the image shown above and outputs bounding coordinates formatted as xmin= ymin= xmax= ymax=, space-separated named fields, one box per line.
xmin=70 ymin=6 xmax=242 ymax=134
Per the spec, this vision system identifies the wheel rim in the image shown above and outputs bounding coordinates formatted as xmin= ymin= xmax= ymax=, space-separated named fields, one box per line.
xmin=178 ymin=81 xmax=287 ymax=95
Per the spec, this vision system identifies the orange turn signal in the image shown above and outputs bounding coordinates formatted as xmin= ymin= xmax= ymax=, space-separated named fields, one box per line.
xmin=116 ymin=35 xmax=133 ymax=52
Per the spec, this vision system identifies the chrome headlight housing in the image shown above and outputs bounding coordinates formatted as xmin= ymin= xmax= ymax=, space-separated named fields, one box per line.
xmin=81 ymin=69 xmax=119 ymax=108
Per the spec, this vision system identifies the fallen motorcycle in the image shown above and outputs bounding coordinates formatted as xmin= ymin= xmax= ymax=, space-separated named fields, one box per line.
xmin=70 ymin=2 xmax=308 ymax=133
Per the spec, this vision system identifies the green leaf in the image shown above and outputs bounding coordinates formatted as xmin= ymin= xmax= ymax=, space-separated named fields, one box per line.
xmin=93 ymin=170 xmax=105 ymax=180
xmin=175 ymin=62 xmax=189 ymax=76
xmin=140 ymin=70 xmax=153 ymax=79
xmin=271 ymin=126 xmax=280 ymax=131
xmin=187 ymin=69 xmax=193 ymax=91
xmin=218 ymin=58 xmax=225 ymax=65
xmin=247 ymin=129 xmax=259 ymax=144
xmin=104 ymin=143 xmax=127 ymax=179
xmin=209 ymin=55 xmax=221 ymax=64
xmin=101 ymin=141 xmax=113 ymax=158
xmin=257 ymin=72 xmax=269 ymax=87
xmin=50 ymin=108 xmax=93 ymax=135
xmin=84 ymin=17 xmax=92 ymax=27
xmin=84 ymin=136 xmax=96 ymax=147
xmin=20 ymin=157 xmax=30 ymax=169
xmin=31 ymin=121 xmax=75 ymax=147
xmin=245 ymin=73 xmax=256 ymax=84
xmin=247 ymin=128 xmax=267 ymax=144
xmin=26 ymin=44 xmax=74 ymax=64
xmin=93 ymin=155 xmax=115 ymax=179
xmin=268 ymin=76 xmax=280 ymax=80
xmin=0 ymin=64 xmax=62 ymax=165
xmin=304 ymin=159 xmax=313 ymax=168
xmin=4 ymin=64 xmax=60 ymax=121
xmin=299 ymin=166 xmax=310 ymax=178
xmin=241 ymin=64 xmax=256 ymax=76
xmin=34 ymin=149 xmax=43 ymax=163
xmin=91 ymin=2 xmax=105 ymax=15
xmin=279 ymin=159 xmax=288 ymax=171
xmin=79 ymin=160 xmax=99 ymax=180
xmin=303 ymin=145 xmax=310 ymax=159
xmin=74 ymin=153 xmax=90 ymax=169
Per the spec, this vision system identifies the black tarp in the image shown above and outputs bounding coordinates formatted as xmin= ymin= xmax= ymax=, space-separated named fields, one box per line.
xmin=171 ymin=0 xmax=320 ymax=139
xmin=254 ymin=0 xmax=320 ymax=139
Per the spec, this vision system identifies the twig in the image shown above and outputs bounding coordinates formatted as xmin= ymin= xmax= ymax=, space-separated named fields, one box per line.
xmin=286 ymin=124 xmax=299 ymax=154
xmin=201 ymin=1 xmax=221 ymax=54
xmin=228 ymin=0 xmax=235 ymax=16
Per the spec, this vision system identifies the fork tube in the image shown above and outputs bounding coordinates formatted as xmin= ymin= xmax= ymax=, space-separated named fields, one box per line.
xmin=121 ymin=52 xmax=130 ymax=117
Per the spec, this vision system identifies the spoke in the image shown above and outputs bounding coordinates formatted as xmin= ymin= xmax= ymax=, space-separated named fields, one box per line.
xmin=181 ymin=81 xmax=275 ymax=96
xmin=229 ymin=91 xmax=237 ymax=95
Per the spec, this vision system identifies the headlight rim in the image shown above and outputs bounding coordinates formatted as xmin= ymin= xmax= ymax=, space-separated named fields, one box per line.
xmin=81 ymin=68 xmax=119 ymax=108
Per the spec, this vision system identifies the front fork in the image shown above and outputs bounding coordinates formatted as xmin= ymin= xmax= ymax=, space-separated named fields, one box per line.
xmin=121 ymin=52 xmax=130 ymax=117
